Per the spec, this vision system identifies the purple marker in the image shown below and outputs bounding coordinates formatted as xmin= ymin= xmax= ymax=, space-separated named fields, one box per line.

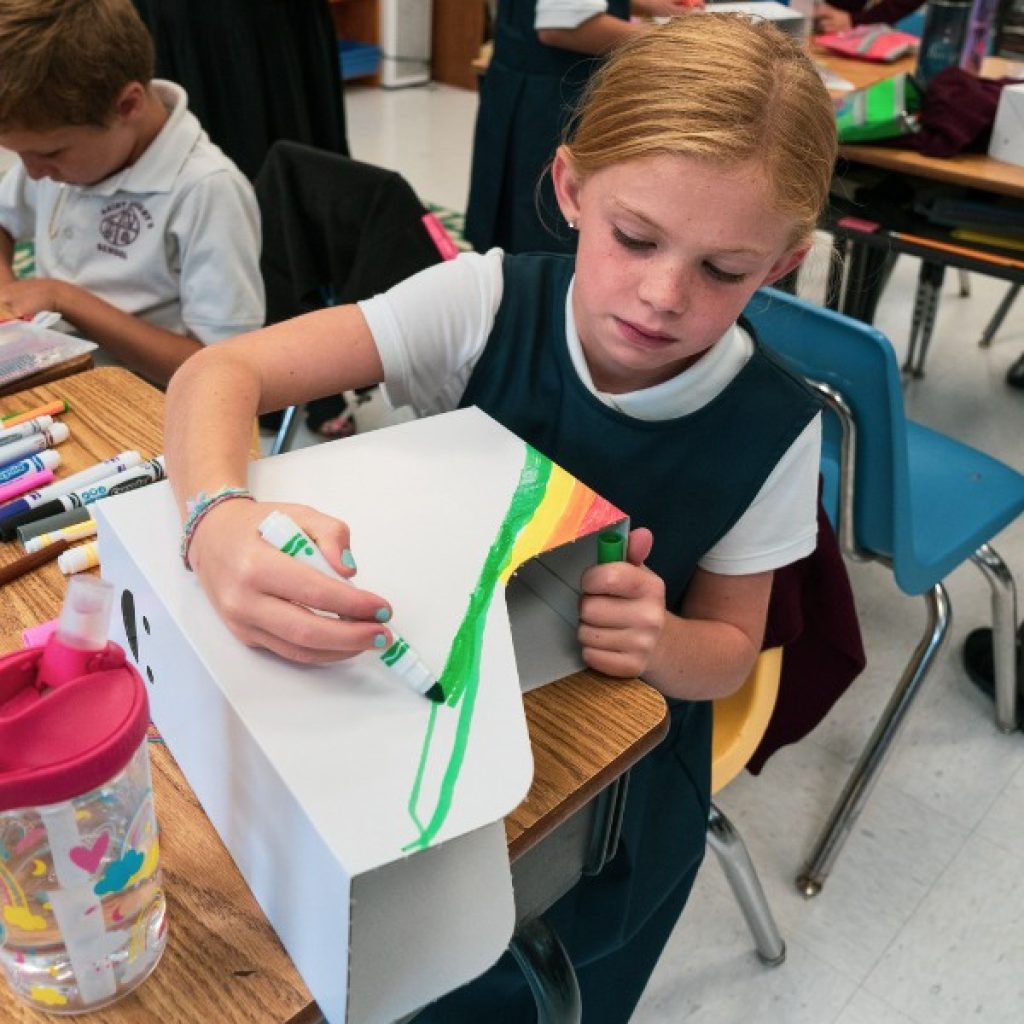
xmin=0 ymin=450 xmax=141 ymax=526
xmin=0 ymin=423 xmax=70 ymax=471
xmin=0 ymin=415 xmax=54 ymax=450
xmin=0 ymin=449 xmax=61 ymax=488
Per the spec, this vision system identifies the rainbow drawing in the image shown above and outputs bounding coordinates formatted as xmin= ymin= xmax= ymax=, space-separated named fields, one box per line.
xmin=405 ymin=444 xmax=624 ymax=851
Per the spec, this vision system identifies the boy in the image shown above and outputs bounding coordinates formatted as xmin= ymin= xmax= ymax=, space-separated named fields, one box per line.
xmin=0 ymin=0 xmax=264 ymax=387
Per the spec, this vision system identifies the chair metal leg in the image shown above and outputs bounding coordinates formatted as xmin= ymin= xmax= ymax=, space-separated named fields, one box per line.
xmin=708 ymin=803 xmax=786 ymax=966
xmin=979 ymin=284 xmax=1020 ymax=348
xmin=269 ymin=404 xmax=301 ymax=456
xmin=957 ymin=268 xmax=970 ymax=298
xmin=970 ymin=544 xmax=1020 ymax=733
xmin=797 ymin=583 xmax=951 ymax=897
xmin=508 ymin=917 xmax=582 ymax=1024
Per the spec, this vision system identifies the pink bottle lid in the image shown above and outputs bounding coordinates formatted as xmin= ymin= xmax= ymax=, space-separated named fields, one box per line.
xmin=0 ymin=639 xmax=150 ymax=811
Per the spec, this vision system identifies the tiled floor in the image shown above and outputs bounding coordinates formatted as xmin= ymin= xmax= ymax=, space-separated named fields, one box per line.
xmin=4 ymin=76 xmax=1023 ymax=1022
xmin=336 ymin=82 xmax=1024 ymax=1024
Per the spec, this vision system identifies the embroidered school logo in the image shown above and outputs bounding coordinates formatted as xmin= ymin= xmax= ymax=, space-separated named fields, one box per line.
xmin=97 ymin=200 xmax=153 ymax=259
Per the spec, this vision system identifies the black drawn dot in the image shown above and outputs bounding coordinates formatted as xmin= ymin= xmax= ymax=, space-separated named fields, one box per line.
xmin=142 ymin=616 xmax=151 ymax=635
xmin=146 ymin=666 xmax=154 ymax=684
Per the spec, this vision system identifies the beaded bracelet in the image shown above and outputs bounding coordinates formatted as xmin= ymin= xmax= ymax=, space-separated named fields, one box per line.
xmin=180 ymin=486 xmax=253 ymax=570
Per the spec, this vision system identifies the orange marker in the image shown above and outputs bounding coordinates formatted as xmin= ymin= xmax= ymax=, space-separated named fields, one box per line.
xmin=1 ymin=399 xmax=70 ymax=428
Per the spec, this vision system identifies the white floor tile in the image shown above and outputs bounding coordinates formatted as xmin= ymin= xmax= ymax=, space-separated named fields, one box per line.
xmin=864 ymin=833 xmax=1024 ymax=1024
xmin=833 ymin=989 xmax=920 ymax=1024
xmin=633 ymin=857 xmax=858 ymax=1024
xmin=975 ymin=758 xmax=1024 ymax=860
xmin=708 ymin=747 xmax=970 ymax=982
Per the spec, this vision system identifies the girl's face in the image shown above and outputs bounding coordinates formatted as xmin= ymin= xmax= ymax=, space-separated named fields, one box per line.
xmin=552 ymin=149 xmax=807 ymax=394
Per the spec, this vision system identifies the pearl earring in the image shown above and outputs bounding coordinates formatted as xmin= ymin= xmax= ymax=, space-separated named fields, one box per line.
xmin=568 ymin=219 xmax=578 ymax=230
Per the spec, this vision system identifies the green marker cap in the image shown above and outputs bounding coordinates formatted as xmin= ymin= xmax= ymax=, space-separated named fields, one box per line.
xmin=597 ymin=530 xmax=626 ymax=564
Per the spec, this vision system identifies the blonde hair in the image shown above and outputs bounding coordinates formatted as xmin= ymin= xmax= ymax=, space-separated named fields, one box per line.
xmin=0 ymin=0 xmax=154 ymax=130
xmin=564 ymin=15 xmax=837 ymax=244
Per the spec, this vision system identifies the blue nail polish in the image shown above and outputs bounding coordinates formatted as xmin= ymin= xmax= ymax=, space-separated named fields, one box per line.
xmin=375 ymin=607 xmax=392 ymax=623
xmin=341 ymin=548 xmax=357 ymax=570
xmin=374 ymin=634 xmax=387 ymax=649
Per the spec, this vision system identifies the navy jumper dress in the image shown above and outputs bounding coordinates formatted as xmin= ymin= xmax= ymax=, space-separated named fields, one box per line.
xmin=464 ymin=0 xmax=631 ymax=255
xmin=416 ymin=254 xmax=821 ymax=1023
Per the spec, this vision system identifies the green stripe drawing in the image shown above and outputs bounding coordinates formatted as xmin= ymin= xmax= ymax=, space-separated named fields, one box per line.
xmin=404 ymin=446 xmax=552 ymax=851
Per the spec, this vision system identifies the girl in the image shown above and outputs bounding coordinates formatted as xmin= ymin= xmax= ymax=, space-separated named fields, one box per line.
xmin=166 ymin=15 xmax=837 ymax=1022
xmin=465 ymin=0 xmax=700 ymax=255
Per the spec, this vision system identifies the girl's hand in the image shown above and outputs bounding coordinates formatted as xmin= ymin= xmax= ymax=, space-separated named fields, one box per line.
xmin=187 ymin=498 xmax=394 ymax=664
xmin=577 ymin=527 xmax=666 ymax=678
xmin=815 ymin=5 xmax=853 ymax=33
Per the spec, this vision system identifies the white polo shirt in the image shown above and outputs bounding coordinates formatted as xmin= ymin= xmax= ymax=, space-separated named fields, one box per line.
xmin=0 ymin=80 xmax=264 ymax=345
xmin=361 ymin=250 xmax=822 ymax=578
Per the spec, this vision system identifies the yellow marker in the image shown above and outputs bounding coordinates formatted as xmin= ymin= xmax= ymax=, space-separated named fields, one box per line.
xmin=57 ymin=540 xmax=100 ymax=575
xmin=24 ymin=519 xmax=97 ymax=554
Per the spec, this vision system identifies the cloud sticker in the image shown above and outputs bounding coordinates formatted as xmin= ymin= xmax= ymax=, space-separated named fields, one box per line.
xmin=30 ymin=986 xmax=68 ymax=1006
xmin=93 ymin=850 xmax=144 ymax=896
xmin=4 ymin=905 xmax=47 ymax=931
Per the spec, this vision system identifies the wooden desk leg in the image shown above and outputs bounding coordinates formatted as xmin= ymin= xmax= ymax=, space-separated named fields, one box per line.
xmin=509 ymin=917 xmax=582 ymax=1024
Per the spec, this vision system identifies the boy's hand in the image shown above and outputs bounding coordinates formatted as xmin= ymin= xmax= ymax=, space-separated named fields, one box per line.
xmin=187 ymin=498 xmax=395 ymax=665
xmin=0 ymin=277 xmax=70 ymax=318
xmin=578 ymin=527 xmax=666 ymax=678
xmin=815 ymin=4 xmax=853 ymax=33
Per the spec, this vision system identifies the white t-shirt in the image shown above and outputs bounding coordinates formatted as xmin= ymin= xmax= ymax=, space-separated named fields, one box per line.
xmin=535 ymin=0 xmax=609 ymax=30
xmin=361 ymin=249 xmax=822 ymax=577
xmin=0 ymin=80 xmax=264 ymax=345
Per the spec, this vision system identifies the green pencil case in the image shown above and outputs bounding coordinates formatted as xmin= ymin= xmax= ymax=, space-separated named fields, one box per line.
xmin=835 ymin=73 xmax=922 ymax=143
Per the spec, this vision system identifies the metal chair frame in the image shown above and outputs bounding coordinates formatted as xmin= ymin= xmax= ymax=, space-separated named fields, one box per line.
xmin=746 ymin=288 xmax=1024 ymax=896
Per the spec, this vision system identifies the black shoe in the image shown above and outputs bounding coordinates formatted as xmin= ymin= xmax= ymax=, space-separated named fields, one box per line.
xmin=962 ymin=625 xmax=1024 ymax=712
xmin=1007 ymin=352 xmax=1024 ymax=390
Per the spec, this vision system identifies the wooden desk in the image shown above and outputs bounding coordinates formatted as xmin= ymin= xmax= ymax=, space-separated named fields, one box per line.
xmin=0 ymin=368 xmax=669 ymax=1023
xmin=814 ymin=51 xmax=1024 ymax=370
xmin=817 ymin=52 xmax=1024 ymax=199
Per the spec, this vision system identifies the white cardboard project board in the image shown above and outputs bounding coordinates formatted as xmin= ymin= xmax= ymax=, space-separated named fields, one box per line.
xmin=95 ymin=407 xmax=626 ymax=1024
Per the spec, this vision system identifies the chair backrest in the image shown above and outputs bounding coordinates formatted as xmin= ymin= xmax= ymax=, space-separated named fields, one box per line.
xmin=743 ymin=288 xmax=913 ymax=567
xmin=712 ymin=647 xmax=783 ymax=794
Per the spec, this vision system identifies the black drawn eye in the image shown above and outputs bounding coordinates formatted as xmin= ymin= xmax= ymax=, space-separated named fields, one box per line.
xmin=121 ymin=590 xmax=138 ymax=662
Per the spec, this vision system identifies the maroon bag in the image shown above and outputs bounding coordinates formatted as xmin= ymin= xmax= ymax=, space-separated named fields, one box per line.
xmin=888 ymin=68 xmax=1023 ymax=157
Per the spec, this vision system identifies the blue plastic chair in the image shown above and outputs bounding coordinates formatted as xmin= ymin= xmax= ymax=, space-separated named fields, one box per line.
xmin=744 ymin=287 xmax=1024 ymax=896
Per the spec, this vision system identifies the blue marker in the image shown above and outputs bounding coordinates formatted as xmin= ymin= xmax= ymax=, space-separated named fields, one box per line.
xmin=0 ymin=456 xmax=165 ymax=541
xmin=0 ymin=450 xmax=61 ymax=488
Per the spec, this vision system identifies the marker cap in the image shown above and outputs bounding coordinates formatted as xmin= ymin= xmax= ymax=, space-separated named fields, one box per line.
xmin=597 ymin=530 xmax=626 ymax=564
xmin=46 ymin=422 xmax=71 ymax=445
xmin=57 ymin=541 xmax=100 ymax=575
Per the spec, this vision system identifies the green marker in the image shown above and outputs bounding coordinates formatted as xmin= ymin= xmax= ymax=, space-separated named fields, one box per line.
xmin=258 ymin=509 xmax=444 ymax=703
xmin=597 ymin=529 xmax=626 ymax=564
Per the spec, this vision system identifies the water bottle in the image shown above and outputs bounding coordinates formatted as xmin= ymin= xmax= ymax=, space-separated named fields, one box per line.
xmin=917 ymin=0 xmax=974 ymax=87
xmin=0 ymin=576 xmax=166 ymax=1014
